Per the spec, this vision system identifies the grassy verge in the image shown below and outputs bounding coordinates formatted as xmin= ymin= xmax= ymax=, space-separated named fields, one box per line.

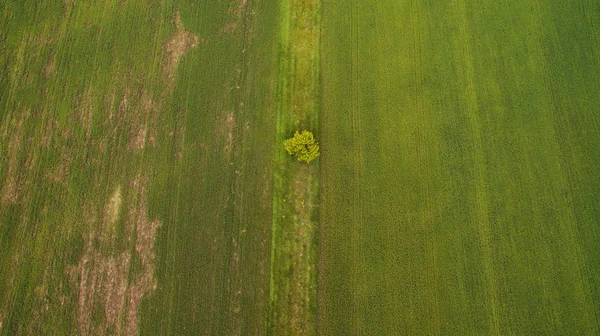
xmin=268 ymin=0 xmax=321 ymax=334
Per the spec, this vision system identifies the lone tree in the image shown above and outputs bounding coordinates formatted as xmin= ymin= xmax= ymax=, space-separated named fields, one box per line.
xmin=284 ymin=130 xmax=320 ymax=163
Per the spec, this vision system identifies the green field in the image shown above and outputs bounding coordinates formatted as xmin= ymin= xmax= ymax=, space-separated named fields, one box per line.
xmin=0 ymin=0 xmax=280 ymax=334
xmin=1 ymin=0 xmax=599 ymax=335
xmin=319 ymin=0 xmax=600 ymax=334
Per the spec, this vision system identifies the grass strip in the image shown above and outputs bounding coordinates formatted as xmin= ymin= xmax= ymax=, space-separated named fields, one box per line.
xmin=268 ymin=0 xmax=321 ymax=334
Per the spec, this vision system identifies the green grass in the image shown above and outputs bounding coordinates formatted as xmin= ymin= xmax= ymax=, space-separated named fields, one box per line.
xmin=319 ymin=0 xmax=600 ymax=334
xmin=0 ymin=0 xmax=280 ymax=334
xmin=268 ymin=0 xmax=321 ymax=333
xmin=141 ymin=0 xmax=280 ymax=333
xmin=1 ymin=0 xmax=600 ymax=334
xmin=0 ymin=1 xmax=176 ymax=333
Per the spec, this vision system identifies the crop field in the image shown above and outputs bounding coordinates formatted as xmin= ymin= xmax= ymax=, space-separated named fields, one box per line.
xmin=1 ymin=0 xmax=599 ymax=335
xmin=0 ymin=0 xmax=280 ymax=334
xmin=319 ymin=0 xmax=600 ymax=334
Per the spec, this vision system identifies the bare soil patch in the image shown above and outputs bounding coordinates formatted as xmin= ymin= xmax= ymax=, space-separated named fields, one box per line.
xmin=42 ymin=52 xmax=56 ymax=78
xmin=67 ymin=175 xmax=160 ymax=335
xmin=104 ymin=89 xmax=116 ymax=123
xmin=45 ymin=150 xmax=72 ymax=187
xmin=164 ymin=11 xmax=201 ymax=88
xmin=129 ymin=123 xmax=148 ymax=150
xmin=39 ymin=117 xmax=56 ymax=148
xmin=215 ymin=111 xmax=235 ymax=155
xmin=219 ymin=0 xmax=249 ymax=34
xmin=128 ymin=90 xmax=158 ymax=151
xmin=105 ymin=185 xmax=122 ymax=230
xmin=118 ymin=87 xmax=130 ymax=117
xmin=1 ymin=110 xmax=28 ymax=205
xmin=74 ymin=87 xmax=94 ymax=140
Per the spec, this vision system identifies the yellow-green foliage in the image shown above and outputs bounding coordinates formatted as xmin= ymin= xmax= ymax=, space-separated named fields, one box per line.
xmin=283 ymin=130 xmax=320 ymax=163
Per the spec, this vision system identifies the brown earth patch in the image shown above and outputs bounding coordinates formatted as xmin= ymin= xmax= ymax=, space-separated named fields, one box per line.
xmin=32 ymin=33 xmax=55 ymax=48
xmin=67 ymin=229 xmax=132 ymax=336
xmin=66 ymin=175 xmax=160 ymax=335
xmin=118 ymin=87 xmax=130 ymax=117
xmin=75 ymin=87 xmax=94 ymax=140
xmin=215 ymin=111 xmax=235 ymax=155
xmin=218 ymin=0 xmax=249 ymax=35
xmin=128 ymin=91 xmax=158 ymax=151
xmin=42 ymin=52 xmax=56 ymax=78
xmin=125 ymin=175 xmax=161 ymax=335
xmin=1 ymin=110 xmax=28 ymax=205
xmin=105 ymin=185 xmax=122 ymax=230
xmin=39 ymin=117 xmax=57 ymax=148
xmin=45 ymin=150 xmax=72 ymax=187
xmin=218 ymin=22 xmax=238 ymax=35
xmin=164 ymin=11 xmax=201 ymax=88
xmin=129 ymin=123 xmax=148 ymax=150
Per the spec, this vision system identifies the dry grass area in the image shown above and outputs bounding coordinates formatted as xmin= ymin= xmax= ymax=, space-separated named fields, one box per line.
xmin=66 ymin=175 xmax=160 ymax=335
xmin=127 ymin=90 xmax=158 ymax=151
xmin=56 ymin=9 xmax=200 ymax=332
xmin=215 ymin=110 xmax=235 ymax=155
xmin=164 ymin=12 xmax=202 ymax=89
xmin=219 ymin=0 xmax=249 ymax=34
xmin=42 ymin=52 xmax=56 ymax=78
xmin=1 ymin=109 xmax=29 ymax=205
xmin=76 ymin=87 xmax=94 ymax=141
xmin=45 ymin=150 xmax=71 ymax=187
xmin=105 ymin=185 xmax=122 ymax=231
xmin=0 ymin=1 xmax=277 ymax=333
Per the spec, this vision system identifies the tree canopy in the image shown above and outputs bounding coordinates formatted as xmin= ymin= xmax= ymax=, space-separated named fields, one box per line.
xmin=283 ymin=130 xmax=320 ymax=163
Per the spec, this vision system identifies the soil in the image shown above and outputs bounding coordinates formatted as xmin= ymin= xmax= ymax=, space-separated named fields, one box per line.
xmin=164 ymin=12 xmax=200 ymax=88
xmin=42 ymin=52 xmax=56 ymax=78
xmin=67 ymin=175 xmax=160 ymax=335
xmin=1 ymin=110 xmax=27 ymax=205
